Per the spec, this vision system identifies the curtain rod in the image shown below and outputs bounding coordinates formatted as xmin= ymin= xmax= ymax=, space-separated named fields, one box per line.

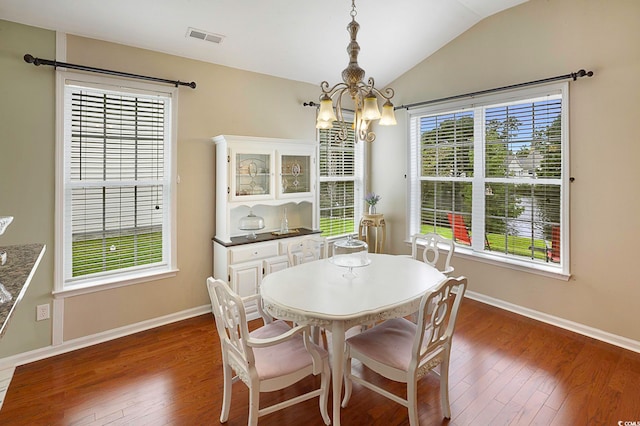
xmin=23 ymin=54 xmax=196 ymax=89
xmin=396 ymin=69 xmax=593 ymax=111
xmin=303 ymin=102 xmax=356 ymax=115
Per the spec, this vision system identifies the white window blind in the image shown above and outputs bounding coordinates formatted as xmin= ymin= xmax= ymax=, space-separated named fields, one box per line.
xmin=409 ymin=83 xmax=568 ymax=275
xmin=63 ymin=81 xmax=174 ymax=286
xmin=318 ymin=121 xmax=364 ymax=237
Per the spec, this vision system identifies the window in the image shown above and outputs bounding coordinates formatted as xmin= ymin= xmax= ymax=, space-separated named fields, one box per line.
xmin=318 ymin=120 xmax=365 ymax=237
xmin=408 ymin=83 xmax=568 ymax=276
xmin=58 ymin=73 xmax=177 ymax=292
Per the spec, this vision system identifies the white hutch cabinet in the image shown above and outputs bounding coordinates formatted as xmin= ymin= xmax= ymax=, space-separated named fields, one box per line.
xmin=212 ymin=135 xmax=320 ymax=318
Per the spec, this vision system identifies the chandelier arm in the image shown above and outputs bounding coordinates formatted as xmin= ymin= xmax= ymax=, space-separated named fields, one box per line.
xmin=335 ymin=90 xmax=346 ymax=122
xmin=363 ymin=77 xmax=395 ymax=101
xmin=334 ymin=89 xmax=351 ymax=141
xmin=355 ymin=80 xmax=371 ymax=93
xmin=359 ymin=120 xmax=375 ymax=142
xmin=371 ymin=86 xmax=395 ymax=101
xmin=338 ymin=124 xmax=350 ymax=141
xmin=320 ymin=81 xmax=349 ymax=98
xmin=366 ymin=77 xmax=376 ymax=92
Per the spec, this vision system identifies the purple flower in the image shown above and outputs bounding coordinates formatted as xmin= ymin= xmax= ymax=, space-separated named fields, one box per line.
xmin=365 ymin=192 xmax=381 ymax=205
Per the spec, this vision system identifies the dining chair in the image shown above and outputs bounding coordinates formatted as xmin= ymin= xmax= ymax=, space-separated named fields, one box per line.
xmin=286 ymin=235 xmax=330 ymax=347
xmin=409 ymin=233 xmax=455 ymax=275
xmin=206 ymin=277 xmax=331 ymax=425
xmin=286 ymin=235 xmax=329 ymax=266
xmin=341 ymin=276 xmax=467 ymax=425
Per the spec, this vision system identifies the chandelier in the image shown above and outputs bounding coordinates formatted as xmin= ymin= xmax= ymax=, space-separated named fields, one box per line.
xmin=315 ymin=0 xmax=397 ymax=142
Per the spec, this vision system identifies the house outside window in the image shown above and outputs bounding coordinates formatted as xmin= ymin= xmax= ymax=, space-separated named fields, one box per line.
xmin=408 ymin=83 xmax=569 ymax=277
xmin=57 ymin=73 xmax=178 ymax=293
xmin=318 ymin=120 xmax=364 ymax=238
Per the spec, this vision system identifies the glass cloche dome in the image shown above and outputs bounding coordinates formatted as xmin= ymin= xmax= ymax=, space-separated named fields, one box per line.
xmin=330 ymin=235 xmax=370 ymax=278
xmin=238 ymin=210 xmax=265 ymax=239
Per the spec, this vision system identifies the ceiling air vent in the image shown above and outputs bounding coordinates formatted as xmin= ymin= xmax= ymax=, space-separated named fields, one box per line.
xmin=186 ymin=27 xmax=224 ymax=44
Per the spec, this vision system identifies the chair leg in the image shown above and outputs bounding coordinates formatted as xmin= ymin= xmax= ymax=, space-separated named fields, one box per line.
xmin=439 ymin=358 xmax=452 ymax=419
xmin=321 ymin=329 xmax=329 ymax=350
xmin=311 ymin=326 xmax=329 ymax=349
xmin=311 ymin=326 xmax=320 ymax=345
xmin=248 ymin=382 xmax=260 ymax=426
xmin=407 ymin=379 xmax=419 ymax=426
xmin=319 ymin=362 xmax=331 ymax=425
xmin=341 ymin=347 xmax=353 ymax=408
xmin=220 ymin=363 xmax=232 ymax=423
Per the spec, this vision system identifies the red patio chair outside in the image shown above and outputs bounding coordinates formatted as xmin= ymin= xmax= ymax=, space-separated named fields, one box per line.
xmin=446 ymin=213 xmax=490 ymax=249
xmin=548 ymin=226 xmax=560 ymax=262
xmin=447 ymin=213 xmax=471 ymax=245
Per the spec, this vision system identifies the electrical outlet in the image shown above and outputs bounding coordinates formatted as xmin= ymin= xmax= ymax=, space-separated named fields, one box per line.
xmin=36 ymin=304 xmax=50 ymax=321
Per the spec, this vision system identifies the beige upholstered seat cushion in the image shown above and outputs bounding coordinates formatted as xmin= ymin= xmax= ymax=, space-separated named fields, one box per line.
xmin=251 ymin=320 xmax=329 ymax=380
xmin=346 ymin=318 xmax=417 ymax=371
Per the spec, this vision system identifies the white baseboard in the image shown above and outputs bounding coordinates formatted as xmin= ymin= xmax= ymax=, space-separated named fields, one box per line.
xmin=465 ymin=290 xmax=640 ymax=354
xmin=0 ymin=366 xmax=15 ymax=410
xmin=0 ymin=305 xmax=212 ymax=371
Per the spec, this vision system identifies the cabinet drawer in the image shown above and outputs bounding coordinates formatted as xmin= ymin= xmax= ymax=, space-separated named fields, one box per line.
xmin=229 ymin=242 xmax=279 ymax=264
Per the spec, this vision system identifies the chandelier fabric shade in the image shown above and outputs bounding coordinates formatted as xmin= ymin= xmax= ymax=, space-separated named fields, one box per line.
xmin=315 ymin=0 xmax=396 ymax=142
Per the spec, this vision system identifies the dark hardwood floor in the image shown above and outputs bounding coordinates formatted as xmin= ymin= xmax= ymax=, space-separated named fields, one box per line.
xmin=1 ymin=298 xmax=639 ymax=425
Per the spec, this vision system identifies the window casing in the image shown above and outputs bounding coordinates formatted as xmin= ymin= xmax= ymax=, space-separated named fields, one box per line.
xmin=57 ymin=73 xmax=178 ymax=293
xmin=318 ymin=120 xmax=364 ymax=238
xmin=408 ymin=83 xmax=569 ymax=277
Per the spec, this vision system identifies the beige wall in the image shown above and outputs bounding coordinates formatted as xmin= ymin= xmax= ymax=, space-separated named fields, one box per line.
xmin=2 ymin=0 xmax=639 ymax=360
xmin=0 ymin=20 xmax=56 ymax=356
xmin=373 ymin=0 xmax=640 ymax=341
xmin=0 ymin=21 xmax=320 ymax=357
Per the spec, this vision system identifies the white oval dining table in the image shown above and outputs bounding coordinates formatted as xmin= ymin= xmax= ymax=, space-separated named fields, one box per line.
xmin=260 ymin=253 xmax=446 ymax=426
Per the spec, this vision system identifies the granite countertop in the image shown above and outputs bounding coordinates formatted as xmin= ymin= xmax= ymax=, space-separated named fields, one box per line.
xmin=0 ymin=243 xmax=46 ymax=339
xmin=213 ymin=228 xmax=321 ymax=247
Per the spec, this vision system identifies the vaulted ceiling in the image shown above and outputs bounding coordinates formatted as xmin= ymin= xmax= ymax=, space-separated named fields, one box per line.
xmin=1 ymin=0 xmax=528 ymax=87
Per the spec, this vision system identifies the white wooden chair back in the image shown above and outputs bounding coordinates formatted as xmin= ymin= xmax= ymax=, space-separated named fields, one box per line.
xmin=414 ymin=276 xmax=467 ymax=375
xmin=205 ymin=277 xmax=331 ymax=425
xmin=207 ymin=277 xmax=255 ymax=369
xmin=410 ymin=233 xmax=455 ymax=275
xmin=287 ymin=236 xmax=328 ymax=266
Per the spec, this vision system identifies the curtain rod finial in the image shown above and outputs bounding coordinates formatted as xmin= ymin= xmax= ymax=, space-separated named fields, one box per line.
xmin=176 ymin=81 xmax=197 ymax=89
xmin=572 ymin=69 xmax=594 ymax=80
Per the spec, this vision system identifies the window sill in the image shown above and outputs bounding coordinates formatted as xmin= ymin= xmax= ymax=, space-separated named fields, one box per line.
xmin=54 ymin=268 xmax=180 ymax=299
xmin=454 ymin=247 xmax=570 ymax=281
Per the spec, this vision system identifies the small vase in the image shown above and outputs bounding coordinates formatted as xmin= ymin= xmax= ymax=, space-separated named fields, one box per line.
xmin=368 ymin=204 xmax=376 ymax=214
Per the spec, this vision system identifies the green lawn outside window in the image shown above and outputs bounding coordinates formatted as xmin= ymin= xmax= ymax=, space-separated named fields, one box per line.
xmin=72 ymin=232 xmax=163 ymax=277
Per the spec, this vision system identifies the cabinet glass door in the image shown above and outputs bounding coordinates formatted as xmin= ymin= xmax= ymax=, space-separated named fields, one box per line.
xmin=234 ymin=153 xmax=272 ymax=199
xmin=280 ymin=155 xmax=311 ymax=195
